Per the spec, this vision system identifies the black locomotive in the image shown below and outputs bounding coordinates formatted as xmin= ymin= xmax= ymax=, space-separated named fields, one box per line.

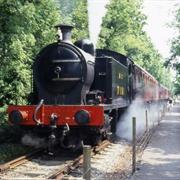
xmin=8 ymin=24 xmax=169 ymax=151
xmin=33 ymin=24 xmax=132 ymax=107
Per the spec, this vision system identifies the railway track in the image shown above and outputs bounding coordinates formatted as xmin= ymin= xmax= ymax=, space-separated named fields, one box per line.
xmin=68 ymin=139 xmax=132 ymax=179
xmin=0 ymin=140 xmax=111 ymax=179
xmin=0 ymin=128 xmax=155 ymax=179
xmin=0 ymin=149 xmax=43 ymax=172
xmin=48 ymin=140 xmax=111 ymax=179
xmin=0 ymin=142 xmax=34 ymax=165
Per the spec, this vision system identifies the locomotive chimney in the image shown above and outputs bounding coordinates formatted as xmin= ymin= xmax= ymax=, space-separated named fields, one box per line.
xmin=55 ymin=24 xmax=74 ymax=43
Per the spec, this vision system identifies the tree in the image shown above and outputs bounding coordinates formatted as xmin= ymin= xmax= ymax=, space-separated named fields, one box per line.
xmin=98 ymin=0 xmax=173 ymax=89
xmin=55 ymin=0 xmax=77 ymax=24
xmin=71 ymin=0 xmax=89 ymax=41
xmin=56 ymin=0 xmax=89 ymax=41
xmin=170 ymin=6 xmax=180 ymax=62
xmin=0 ymin=0 xmax=61 ymax=108
xmin=168 ymin=6 xmax=180 ymax=94
xmin=174 ymin=76 xmax=180 ymax=95
xmin=97 ymin=0 xmax=146 ymax=53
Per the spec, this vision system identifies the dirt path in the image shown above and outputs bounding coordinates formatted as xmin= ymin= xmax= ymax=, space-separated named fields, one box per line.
xmin=130 ymin=101 xmax=180 ymax=180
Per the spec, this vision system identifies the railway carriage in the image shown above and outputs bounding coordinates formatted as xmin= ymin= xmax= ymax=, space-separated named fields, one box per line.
xmin=133 ymin=64 xmax=159 ymax=102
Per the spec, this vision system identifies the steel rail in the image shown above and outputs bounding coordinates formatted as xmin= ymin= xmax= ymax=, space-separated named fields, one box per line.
xmin=0 ymin=149 xmax=43 ymax=172
xmin=136 ymin=129 xmax=152 ymax=153
xmin=47 ymin=140 xmax=111 ymax=179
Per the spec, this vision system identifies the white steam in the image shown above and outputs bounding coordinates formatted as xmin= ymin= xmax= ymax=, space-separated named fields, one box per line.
xmin=87 ymin=0 xmax=110 ymax=45
xmin=116 ymin=98 xmax=164 ymax=141
xmin=21 ymin=134 xmax=46 ymax=148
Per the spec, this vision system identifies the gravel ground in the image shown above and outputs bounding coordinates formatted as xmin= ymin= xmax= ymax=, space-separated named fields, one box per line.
xmin=0 ymin=139 xmax=133 ymax=180
xmin=69 ymin=139 xmax=133 ymax=180
xmin=0 ymin=151 xmax=78 ymax=179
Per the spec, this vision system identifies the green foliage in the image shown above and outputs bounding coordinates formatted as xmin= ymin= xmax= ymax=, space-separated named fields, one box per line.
xmin=97 ymin=0 xmax=146 ymax=52
xmin=98 ymin=0 xmax=173 ymax=89
xmin=170 ymin=6 xmax=180 ymax=59
xmin=169 ymin=6 xmax=180 ymax=94
xmin=55 ymin=0 xmax=77 ymax=24
xmin=174 ymin=76 xmax=180 ymax=95
xmin=56 ymin=0 xmax=89 ymax=41
xmin=0 ymin=0 xmax=61 ymax=121
xmin=71 ymin=0 xmax=89 ymax=41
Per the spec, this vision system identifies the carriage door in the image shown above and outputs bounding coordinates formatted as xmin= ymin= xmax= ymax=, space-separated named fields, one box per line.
xmin=128 ymin=59 xmax=133 ymax=102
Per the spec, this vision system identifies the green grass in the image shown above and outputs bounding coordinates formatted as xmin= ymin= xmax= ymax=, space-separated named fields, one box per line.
xmin=0 ymin=143 xmax=33 ymax=164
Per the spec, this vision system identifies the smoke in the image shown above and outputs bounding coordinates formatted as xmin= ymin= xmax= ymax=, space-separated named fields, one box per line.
xmin=116 ymin=97 xmax=164 ymax=141
xmin=87 ymin=0 xmax=110 ymax=45
xmin=21 ymin=134 xmax=46 ymax=148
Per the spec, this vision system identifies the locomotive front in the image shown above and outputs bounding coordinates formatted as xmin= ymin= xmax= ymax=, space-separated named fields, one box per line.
xmin=34 ymin=25 xmax=95 ymax=105
xmin=8 ymin=25 xmax=105 ymax=151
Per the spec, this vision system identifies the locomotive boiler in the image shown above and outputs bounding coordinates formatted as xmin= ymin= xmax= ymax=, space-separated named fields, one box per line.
xmin=34 ymin=25 xmax=95 ymax=105
xmin=8 ymin=24 xmax=169 ymax=152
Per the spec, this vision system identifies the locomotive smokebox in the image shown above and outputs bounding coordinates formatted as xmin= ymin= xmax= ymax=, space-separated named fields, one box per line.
xmin=55 ymin=24 xmax=74 ymax=43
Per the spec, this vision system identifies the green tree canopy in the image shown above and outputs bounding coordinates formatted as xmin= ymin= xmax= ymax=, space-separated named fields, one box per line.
xmin=169 ymin=6 xmax=180 ymax=94
xmin=174 ymin=76 xmax=180 ymax=95
xmin=170 ymin=6 xmax=180 ymax=63
xmin=98 ymin=0 xmax=173 ymax=89
xmin=56 ymin=0 xmax=89 ymax=41
xmin=97 ymin=0 xmax=146 ymax=53
xmin=0 ymin=0 xmax=61 ymax=106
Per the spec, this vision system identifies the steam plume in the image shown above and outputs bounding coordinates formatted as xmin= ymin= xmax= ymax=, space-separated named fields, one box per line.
xmin=87 ymin=0 xmax=109 ymax=45
xmin=21 ymin=134 xmax=46 ymax=148
xmin=116 ymin=97 xmax=164 ymax=141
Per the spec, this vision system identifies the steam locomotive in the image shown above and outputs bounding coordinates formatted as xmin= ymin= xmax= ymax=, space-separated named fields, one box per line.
xmin=8 ymin=25 xmax=169 ymax=151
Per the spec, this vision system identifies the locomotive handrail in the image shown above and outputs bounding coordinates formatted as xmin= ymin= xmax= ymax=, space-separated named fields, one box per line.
xmin=33 ymin=99 xmax=44 ymax=125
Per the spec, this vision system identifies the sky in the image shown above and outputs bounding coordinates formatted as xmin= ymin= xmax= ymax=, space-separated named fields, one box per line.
xmin=143 ymin=0 xmax=179 ymax=58
xmin=88 ymin=0 xmax=180 ymax=58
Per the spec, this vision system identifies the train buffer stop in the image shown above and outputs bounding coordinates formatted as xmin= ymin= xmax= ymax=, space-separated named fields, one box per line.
xmin=130 ymin=99 xmax=180 ymax=179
